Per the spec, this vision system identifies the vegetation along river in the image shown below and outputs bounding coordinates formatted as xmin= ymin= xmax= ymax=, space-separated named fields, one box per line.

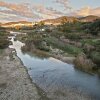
xmin=9 ymin=32 xmax=100 ymax=100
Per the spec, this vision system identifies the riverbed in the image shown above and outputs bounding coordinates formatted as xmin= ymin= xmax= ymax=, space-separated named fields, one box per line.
xmin=9 ymin=34 xmax=100 ymax=100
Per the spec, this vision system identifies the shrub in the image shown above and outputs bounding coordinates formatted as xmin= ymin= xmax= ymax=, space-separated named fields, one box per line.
xmin=83 ymin=20 xmax=100 ymax=35
xmin=45 ymin=37 xmax=82 ymax=55
xmin=0 ymin=39 xmax=9 ymax=49
xmin=90 ymin=52 xmax=100 ymax=65
xmin=0 ymin=31 xmax=9 ymax=49
xmin=65 ymin=33 xmax=81 ymax=40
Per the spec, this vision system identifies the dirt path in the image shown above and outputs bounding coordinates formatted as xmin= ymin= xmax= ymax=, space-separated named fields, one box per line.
xmin=0 ymin=48 xmax=40 ymax=100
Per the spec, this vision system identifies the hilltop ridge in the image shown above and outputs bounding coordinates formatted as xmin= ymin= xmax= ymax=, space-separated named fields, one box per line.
xmin=1 ymin=15 xmax=100 ymax=27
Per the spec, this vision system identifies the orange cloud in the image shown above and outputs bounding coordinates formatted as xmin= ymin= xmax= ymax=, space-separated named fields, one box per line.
xmin=0 ymin=1 xmax=64 ymax=22
xmin=32 ymin=4 xmax=64 ymax=19
xmin=70 ymin=7 xmax=100 ymax=17
xmin=0 ymin=1 xmax=34 ymax=18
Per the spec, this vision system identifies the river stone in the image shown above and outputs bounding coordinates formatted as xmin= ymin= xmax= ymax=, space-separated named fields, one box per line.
xmin=74 ymin=53 xmax=95 ymax=71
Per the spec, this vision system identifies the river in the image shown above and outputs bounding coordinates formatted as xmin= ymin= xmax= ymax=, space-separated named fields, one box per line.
xmin=9 ymin=34 xmax=100 ymax=100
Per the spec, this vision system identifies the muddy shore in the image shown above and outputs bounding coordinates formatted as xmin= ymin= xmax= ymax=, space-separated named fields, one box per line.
xmin=0 ymin=48 xmax=42 ymax=100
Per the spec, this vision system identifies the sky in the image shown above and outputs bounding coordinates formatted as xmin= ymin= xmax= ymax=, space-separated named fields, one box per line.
xmin=0 ymin=0 xmax=100 ymax=23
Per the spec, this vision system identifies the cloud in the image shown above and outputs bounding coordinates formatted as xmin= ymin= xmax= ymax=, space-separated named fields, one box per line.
xmin=55 ymin=0 xmax=71 ymax=10
xmin=0 ymin=12 xmax=29 ymax=23
xmin=0 ymin=1 xmax=43 ymax=23
xmin=47 ymin=7 xmax=64 ymax=15
xmin=0 ymin=1 xmax=36 ymax=18
xmin=69 ymin=7 xmax=100 ymax=17
xmin=90 ymin=7 xmax=100 ymax=16
xmin=32 ymin=4 xmax=64 ymax=19
xmin=0 ymin=0 xmax=99 ymax=23
xmin=0 ymin=1 xmax=64 ymax=22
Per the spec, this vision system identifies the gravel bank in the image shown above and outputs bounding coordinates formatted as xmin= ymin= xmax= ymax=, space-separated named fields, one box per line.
xmin=0 ymin=48 xmax=40 ymax=100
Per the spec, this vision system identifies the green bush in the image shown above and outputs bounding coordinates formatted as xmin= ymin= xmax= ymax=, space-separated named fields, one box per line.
xmin=0 ymin=30 xmax=10 ymax=49
xmin=58 ymin=22 xmax=84 ymax=33
xmin=45 ymin=37 xmax=82 ymax=55
xmin=65 ymin=33 xmax=81 ymax=40
xmin=83 ymin=20 xmax=100 ymax=35
xmin=0 ymin=39 xmax=9 ymax=49
xmin=90 ymin=52 xmax=100 ymax=65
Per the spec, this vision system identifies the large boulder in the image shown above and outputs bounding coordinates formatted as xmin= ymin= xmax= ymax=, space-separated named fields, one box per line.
xmin=74 ymin=53 xmax=96 ymax=71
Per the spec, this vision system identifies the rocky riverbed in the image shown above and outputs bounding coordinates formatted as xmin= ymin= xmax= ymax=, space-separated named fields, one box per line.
xmin=0 ymin=48 xmax=41 ymax=100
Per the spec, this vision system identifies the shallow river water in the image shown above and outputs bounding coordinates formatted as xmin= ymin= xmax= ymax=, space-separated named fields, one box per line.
xmin=9 ymin=35 xmax=100 ymax=100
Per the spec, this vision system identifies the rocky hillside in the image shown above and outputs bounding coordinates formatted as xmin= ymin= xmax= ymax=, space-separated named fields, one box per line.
xmin=1 ymin=15 xmax=100 ymax=27
xmin=1 ymin=21 xmax=34 ymax=28
xmin=79 ymin=15 xmax=100 ymax=22
xmin=2 ymin=21 xmax=32 ymax=25
xmin=42 ymin=16 xmax=79 ymax=25
xmin=42 ymin=15 xmax=100 ymax=25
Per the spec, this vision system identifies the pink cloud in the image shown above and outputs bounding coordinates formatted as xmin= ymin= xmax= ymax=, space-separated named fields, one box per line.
xmin=69 ymin=7 xmax=100 ymax=17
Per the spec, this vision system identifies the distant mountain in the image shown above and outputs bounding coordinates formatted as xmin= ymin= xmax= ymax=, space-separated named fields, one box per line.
xmin=79 ymin=15 xmax=100 ymax=22
xmin=42 ymin=16 xmax=79 ymax=25
xmin=2 ymin=21 xmax=32 ymax=25
xmin=1 ymin=21 xmax=35 ymax=28
xmin=42 ymin=15 xmax=100 ymax=25
xmin=1 ymin=15 xmax=100 ymax=27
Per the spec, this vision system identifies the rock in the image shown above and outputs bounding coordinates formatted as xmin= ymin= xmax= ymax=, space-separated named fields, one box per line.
xmin=60 ymin=36 xmax=65 ymax=39
xmin=74 ymin=53 xmax=95 ymax=71
xmin=74 ymin=42 xmax=82 ymax=47
xmin=62 ymin=39 xmax=70 ymax=43
xmin=50 ymin=47 xmax=63 ymax=55
xmin=62 ymin=57 xmax=76 ymax=63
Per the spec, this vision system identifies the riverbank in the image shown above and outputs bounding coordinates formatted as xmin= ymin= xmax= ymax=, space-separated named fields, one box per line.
xmin=0 ymin=45 xmax=99 ymax=100
xmin=0 ymin=48 xmax=41 ymax=100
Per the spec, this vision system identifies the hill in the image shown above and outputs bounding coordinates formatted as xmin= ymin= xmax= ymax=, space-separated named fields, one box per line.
xmin=42 ymin=15 xmax=100 ymax=25
xmin=79 ymin=15 xmax=100 ymax=22
xmin=1 ymin=21 xmax=35 ymax=28
xmin=1 ymin=15 xmax=100 ymax=27
xmin=42 ymin=16 xmax=79 ymax=25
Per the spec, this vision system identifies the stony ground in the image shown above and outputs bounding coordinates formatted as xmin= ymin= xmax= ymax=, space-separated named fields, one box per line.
xmin=0 ymin=48 xmax=40 ymax=100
